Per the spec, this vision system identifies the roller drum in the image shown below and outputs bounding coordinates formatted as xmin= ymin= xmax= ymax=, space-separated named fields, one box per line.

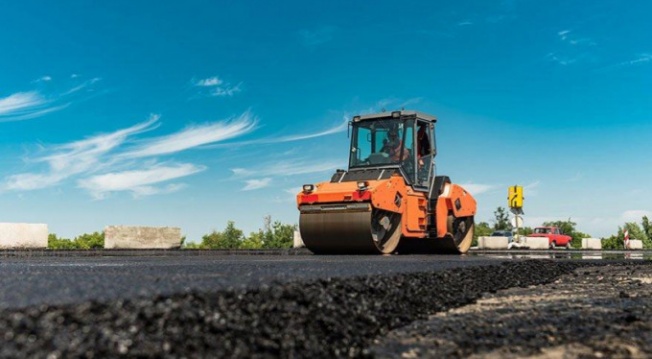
xmin=299 ymin=203 xmax=401 ymax=254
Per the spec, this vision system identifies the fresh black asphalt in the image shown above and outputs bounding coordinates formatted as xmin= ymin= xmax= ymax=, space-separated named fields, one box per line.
xmin=0 ymin=253 xmax=499 ymax=309
xmin=0 ymin=252 xmax=649 ymax=357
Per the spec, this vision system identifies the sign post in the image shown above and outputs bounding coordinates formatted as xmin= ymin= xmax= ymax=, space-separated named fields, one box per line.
xmin=508 ymin=185 xmax=524 ymax=243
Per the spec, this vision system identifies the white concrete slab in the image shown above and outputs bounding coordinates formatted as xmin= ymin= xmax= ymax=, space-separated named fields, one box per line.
xmin=523 ymin=236 xmax=550 ymax=250
xmin=104 ymin=226 xmax=182 ymax=249
xmin=0 ymin=223 xmax=48 ymax=249
xmin=478 ymin=236 xmax=509 ymax=250
xmin=582 ymin=238 xmax=602 ymax=250
xmin=293 ymin=230 xmax=304 ymax=248
xmin=629 ymin=239 xmax=643 ymax=250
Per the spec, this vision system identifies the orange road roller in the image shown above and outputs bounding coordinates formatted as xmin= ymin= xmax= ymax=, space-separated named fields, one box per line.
xmin=296 ymin=110 xmax=477 ymax=254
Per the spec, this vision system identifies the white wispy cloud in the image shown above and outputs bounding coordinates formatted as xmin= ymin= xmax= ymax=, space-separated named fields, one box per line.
xmin=621 ymin=210 xmax=652 ymax=222
xmin=233 ymin=159 xmax=341 ymax=178
xmin=459 ymin=183 xmax=494 ymax=195
xmin=231 ymin=168 xmax=253 ymax=176
xmin=121 ymin=111 xmax=256 ymax=158
xmin=205 ymin=115 xmax=347 ymax=149
xmin=620 ymin=54 xmax=652 ymax=66
xmin=0 ymin=92 xmax=46 ymax=116
xmin=557 ymin=30 xmax=595 ymax=46
xmin=548 ymin=30 xmax=596 ymax=67
xmin=523 ymin=180 xmax=540 ymax=196
xmin=193 ymin=76 xmax=242 ymax=97
xmin=33 ymin=76 xmax=52 ymax=83
xmin=230 ymin=159 xmax=340 ymax=195
xmin=558 ymin=30 xmax=571 ymax=40
xmin=211 ymin=83 xmax=241 ymax=97
xmin=195 ymin=76 xmax=223 ymax=87
xmin=458 ymin=21 xmax=473 ymax=26
xmin=2 ymin=111 xmax=256 ymax=198
xmin=2 ymin=115 xmax=160 ymax=191
xmin=273 ymin=118 xmax=348 ymax=143
xmin=546 ymin=52 xmax=576 ymax=66
xmin=78 ymin=163 xmax=203 ymax=199
xmin=242 ymin=178 xmax=272 ymax=191
xmin=0 ymin=77 xmax=102 ymax=122
xmin=3 ymin=173 xmax=68 ymax=191
xmin=42 ymin=115 xmax=159 ymax=173
xmin=62 ymin=77 xmax=102 ymax=96
xmin=598 ymin=53 xmax=652 ymax=72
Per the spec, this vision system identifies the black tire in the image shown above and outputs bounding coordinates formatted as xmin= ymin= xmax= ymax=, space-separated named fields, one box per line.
xmin=550 ymin=241 xmax=556 ymax=250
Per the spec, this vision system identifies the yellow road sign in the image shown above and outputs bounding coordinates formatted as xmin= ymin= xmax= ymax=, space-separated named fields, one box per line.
xmin=508 ymin=185 xmax=523 ymax=209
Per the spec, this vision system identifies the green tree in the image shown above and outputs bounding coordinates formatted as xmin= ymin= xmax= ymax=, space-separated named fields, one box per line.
xmin=493 ymin=207 xmax=511 ymax=230
xmin=602 ymin=234 xmax=623 ymax=250
xmin=541 ymin=219 xmax=591 ymax=249
xmin=263 ymin=221 xmax=296 ymax=249
xmin=602 ymin=225 xmax=629 ymax=250
xmin=241 ymin=231 xmax=264 ymax=249
xmin=222 ymin=221 xmax=244 ymax=249
xmin=623 ymin=222 xmax=650 ymax=248
xmin=542 ymin=219 xmax=576 ymax=236
xmin=641 ymin=216 xmax=652 ymax=248
xmin=200 ymin=221 xmax=244 ymax=249
xmin=183 ymin=241 xmax=202 ymax=249
xmin=472 ymin=221 xmax=492 ymax=247
xmin=48 ymin=234 xmax=77 ymax=249
xmin=200 ymin=231 xmax=223 ymax=248
xmin=516 ymin=226 xmax=533 ymax=236
xmin=74 ymin=232 xmax=104 ymax=249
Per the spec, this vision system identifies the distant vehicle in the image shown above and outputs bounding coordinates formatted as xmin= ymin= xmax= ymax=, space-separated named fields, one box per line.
xmin=491 ymin=230 xmax=514 ymax=242
xmin=530 ymin=226 xmax=572 ymax=249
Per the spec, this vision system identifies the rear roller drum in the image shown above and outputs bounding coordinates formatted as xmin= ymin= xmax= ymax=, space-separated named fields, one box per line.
xmin=371 ymin=210 xmax=402 ymax=254
xmin=397 ymin=215 xmax=474 ymax=254
xmin=447 ymin=215 xmax=474 ymax=254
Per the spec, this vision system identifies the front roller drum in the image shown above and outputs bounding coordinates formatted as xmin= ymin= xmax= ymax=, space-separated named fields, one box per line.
xmin=299 ymin=203 xmax=401 ymax=254
xmin=397 ymin=215 xmax=475 ymax=254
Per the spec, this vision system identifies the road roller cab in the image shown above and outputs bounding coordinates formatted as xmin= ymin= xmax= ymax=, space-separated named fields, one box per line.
xmin=297 ymin=110 xmax=477 ymax=255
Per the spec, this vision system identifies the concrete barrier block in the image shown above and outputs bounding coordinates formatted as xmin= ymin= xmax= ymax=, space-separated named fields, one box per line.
xmin=523 ymin=236 xmax=550 ymax=250
xmin=478 ymin=236 xmax=509 ymax=249
xmin=629 ymin=239 xmax=643 ymax=250
xmin=0 ymin=223 xmax=48 ymax=249
xmin=104 ymin=226 xmax=181 ymax=249
xmin=293 ymin=230 xmax=304 ymax=248
xmin=582 ymin=238 xmax=602 ymax=250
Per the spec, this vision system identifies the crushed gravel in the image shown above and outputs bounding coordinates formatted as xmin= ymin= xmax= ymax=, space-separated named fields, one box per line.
xmin=0 ymin=260 xmax=647 ymax=358
xmin=371 ymin=262 xmax=652 ymax=358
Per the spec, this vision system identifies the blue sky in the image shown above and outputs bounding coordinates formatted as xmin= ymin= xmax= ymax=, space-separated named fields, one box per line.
xmin=1 ymin=0 xmax=651 ymax=241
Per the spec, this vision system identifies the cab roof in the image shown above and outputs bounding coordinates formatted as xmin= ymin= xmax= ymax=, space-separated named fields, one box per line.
xmin=352 ymin=110 xmax=437 ymax=123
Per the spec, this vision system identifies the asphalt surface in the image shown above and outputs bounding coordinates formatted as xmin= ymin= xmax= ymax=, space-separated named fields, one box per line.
xmin=0 ymin=252 xmax=649 ymax=358
xmin=371 ymin=262 xmax=652 ymax=358
xmin=0 ymin=253 xmax=499 ymax=309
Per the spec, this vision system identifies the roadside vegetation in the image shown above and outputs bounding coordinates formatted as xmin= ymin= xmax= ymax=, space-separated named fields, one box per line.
xmin=47 ymin=232 xmax=105 ymax=249
xmin=183 ymin=220 xmax=297 ymax=249
xmin=47 ymin=220 xmax=297 ymax=250
xmin=473 ymin=207 xmax=652 ymax=249
xmin=45 ymin=212 xmax=651 ymax=251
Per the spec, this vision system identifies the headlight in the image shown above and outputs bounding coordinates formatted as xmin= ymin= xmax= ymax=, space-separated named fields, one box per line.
xmin=302 ymin=184 xmax=315 ymax=193
xmin=357 ymin=181 xmax=369 ymax=191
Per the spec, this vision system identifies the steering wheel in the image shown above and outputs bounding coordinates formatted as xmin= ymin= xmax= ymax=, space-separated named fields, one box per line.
xmin=366 ymin=152 xmax=390 ymax=165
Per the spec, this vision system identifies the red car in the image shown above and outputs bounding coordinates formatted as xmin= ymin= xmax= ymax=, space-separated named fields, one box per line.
xmin=530 ymin=226 xmax=572 ymax=249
